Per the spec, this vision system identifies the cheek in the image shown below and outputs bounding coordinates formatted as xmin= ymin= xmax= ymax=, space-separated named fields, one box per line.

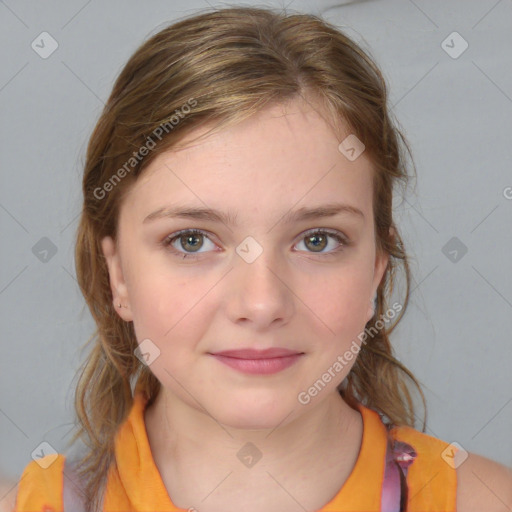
xmin=306 ymin=284 xmax=369 ymax=387
xmin=128 ymin=269 xmax=217 ymax=345
xmin=128 ymin=271 xmax=183 ymax=337
xmin=310 ymin=274 xmax=371 ymax=336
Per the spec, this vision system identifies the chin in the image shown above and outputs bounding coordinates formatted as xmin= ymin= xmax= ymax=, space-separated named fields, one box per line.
xmin=214 ymin=398 xmax=297 ymax=431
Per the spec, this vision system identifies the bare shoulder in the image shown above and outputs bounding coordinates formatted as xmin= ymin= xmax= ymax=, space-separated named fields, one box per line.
xmin=0 ymin=476 xmax=18 ymax=512
xmin=456 ymin=451 xmax=512 ymax=512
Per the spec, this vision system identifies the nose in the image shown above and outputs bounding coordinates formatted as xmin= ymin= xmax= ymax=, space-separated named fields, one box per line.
xmin=225 ymin=243 xmax=295 ymax=330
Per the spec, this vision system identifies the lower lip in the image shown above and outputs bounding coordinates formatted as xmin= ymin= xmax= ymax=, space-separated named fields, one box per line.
xmin=210 ymin=354 xmax=303 ymax=375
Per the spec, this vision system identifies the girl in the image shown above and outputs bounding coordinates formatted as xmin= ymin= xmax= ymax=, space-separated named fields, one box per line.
xmin=13 ymin=6 xmax=512 ymax=512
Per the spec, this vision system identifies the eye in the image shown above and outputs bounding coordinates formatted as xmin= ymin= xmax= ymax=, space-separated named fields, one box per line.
xmin=294 ymin=228 xmax=348 ymax=256
xmin=161 ymin=229 xmax=216 ymax=259
xmin=161 ymin=228 xmax=350 ymax=260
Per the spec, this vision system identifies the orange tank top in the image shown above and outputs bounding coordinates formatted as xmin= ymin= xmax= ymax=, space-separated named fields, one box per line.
xmin=14 ymin=390 xmax=457 ymax=511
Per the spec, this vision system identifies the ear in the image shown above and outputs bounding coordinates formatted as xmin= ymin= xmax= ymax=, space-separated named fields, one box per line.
xmin=101 ymin=235 xmax=133 ymax=322
xmin=365 ymin=227 xmax=392 ymax=323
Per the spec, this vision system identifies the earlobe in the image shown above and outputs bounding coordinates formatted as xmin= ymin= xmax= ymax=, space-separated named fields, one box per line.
xmin=100 ymin=236 xmax=133 ymax=322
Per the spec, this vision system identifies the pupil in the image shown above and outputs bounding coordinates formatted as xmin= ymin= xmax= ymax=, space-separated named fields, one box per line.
xmin=184 ymin=234 xmax=202 ymax=252
xmin=308 ymin=234 xmax=326 ymax=252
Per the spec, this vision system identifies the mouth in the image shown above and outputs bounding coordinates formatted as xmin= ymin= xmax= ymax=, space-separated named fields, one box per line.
xmin=208 ymin=348 xmax=305 ymax=375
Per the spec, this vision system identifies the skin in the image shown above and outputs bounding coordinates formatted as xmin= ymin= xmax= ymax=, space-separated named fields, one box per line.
xmin=100 ymin=95 xmax=512 ymax=512
xmin=100 ymin=95 xmax=388 ymax=511
xmin=456 ymin=454 xmax=512 ymax=511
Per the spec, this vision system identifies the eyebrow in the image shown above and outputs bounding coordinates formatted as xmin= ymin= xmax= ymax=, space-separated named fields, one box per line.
xmin=143 ymin=202 xmax=365 ymax=226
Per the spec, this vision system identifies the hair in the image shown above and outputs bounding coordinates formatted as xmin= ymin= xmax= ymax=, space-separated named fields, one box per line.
xmin=68 ymin=5 xmax=426 ymax=511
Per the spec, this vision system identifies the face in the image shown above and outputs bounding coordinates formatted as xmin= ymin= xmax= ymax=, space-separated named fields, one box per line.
xmin=101 ymin=96 xmax=389 ymax=429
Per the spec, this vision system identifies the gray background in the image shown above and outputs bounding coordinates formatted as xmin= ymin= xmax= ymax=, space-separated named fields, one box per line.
xmin=1 ymin=0 xmax=511 ymax=497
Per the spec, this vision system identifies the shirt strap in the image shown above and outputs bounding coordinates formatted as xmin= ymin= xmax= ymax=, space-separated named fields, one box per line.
xmin=381 ymin=429 xmax=418 ymax=512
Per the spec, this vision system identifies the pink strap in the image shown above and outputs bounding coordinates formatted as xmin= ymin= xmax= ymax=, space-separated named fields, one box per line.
xmin=381 ymin=436 xmax=418 ymax=512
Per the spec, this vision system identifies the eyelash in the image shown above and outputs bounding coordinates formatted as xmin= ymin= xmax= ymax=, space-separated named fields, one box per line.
xmin=161 ymin=228 xmax=350 ymax=260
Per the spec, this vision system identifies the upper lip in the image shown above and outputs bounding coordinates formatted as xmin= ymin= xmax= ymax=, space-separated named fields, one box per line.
xmin=210 ymin=348 xmax=303 ymax=359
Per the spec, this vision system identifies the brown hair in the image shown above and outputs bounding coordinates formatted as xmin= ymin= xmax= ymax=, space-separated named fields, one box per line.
xmin=68 ymin=6 xmax=426 ymax=511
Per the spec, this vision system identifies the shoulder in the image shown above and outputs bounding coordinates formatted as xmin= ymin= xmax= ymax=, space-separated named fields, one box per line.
xmin=456 ymin=451 xmax=512 ymax=512
xmin=391 ymin=424 xmax=512 ymax=511
xmin=13 ymin=454 xmax=65 ymax=512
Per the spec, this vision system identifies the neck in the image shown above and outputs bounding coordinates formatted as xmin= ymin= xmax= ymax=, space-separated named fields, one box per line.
xmin=144 ymin=387 xmax=363 ymax=512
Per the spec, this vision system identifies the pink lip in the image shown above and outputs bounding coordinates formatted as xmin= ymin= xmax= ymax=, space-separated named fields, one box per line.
xmin=209 ymin=348 xmax=304 ymax=375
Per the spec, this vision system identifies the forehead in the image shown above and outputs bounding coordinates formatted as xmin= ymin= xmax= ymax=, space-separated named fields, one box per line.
xmin=121 ymin=97 xmax=374 ymax=226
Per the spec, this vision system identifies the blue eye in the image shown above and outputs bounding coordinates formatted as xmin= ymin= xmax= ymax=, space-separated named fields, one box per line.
xmin=161 ymin=228 xmax=349 ymax=260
